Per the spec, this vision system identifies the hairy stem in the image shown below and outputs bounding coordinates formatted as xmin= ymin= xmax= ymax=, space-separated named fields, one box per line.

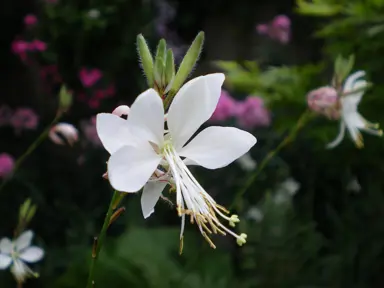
xmin=0 ymin=111 xmax=62 ymax=194
xmin=86 ymin=191 xmax=119 ymax=288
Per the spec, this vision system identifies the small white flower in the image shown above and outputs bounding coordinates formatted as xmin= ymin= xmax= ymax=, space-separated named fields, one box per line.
xmin=49 ymin=123 xmax=79 ymax=146
xmin=236 ymin=152 xmax=257 ymax=171
xmin=280 ymin=177 xmax=300 ymax=196
xmin=0 ymin=231 xmax=44 ymax=283
xmin=87 ymin=9 xmax=100 ymax=19
xmin=97 ymin=73 xmax=256 ymax=249
xmin=246 ymin=207 xmax=264 ymax=222
xmin=327 ymin=71 xmax=382 ymax=149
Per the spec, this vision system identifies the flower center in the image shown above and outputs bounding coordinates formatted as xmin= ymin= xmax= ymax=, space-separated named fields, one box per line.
xmin=161 ymin=145 xmax=247 ymax=252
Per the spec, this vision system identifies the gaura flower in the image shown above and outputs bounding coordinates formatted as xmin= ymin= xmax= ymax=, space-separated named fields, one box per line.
xmin=97 ymin=73 xmax=256 ymax=249
xmin=0 ymin=231 xmax=44 ymax=283
xmin=327 ymin=71 xmax=382 ymax=149
xmin=49 ymin=123 xmax=79 ymax=146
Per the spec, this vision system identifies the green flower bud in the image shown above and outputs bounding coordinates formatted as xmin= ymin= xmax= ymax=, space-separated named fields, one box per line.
xmin=137 ymin=34 xmax=154 ymax=87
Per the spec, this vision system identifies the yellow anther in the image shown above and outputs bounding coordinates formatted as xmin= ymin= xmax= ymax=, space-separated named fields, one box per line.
xmin=202 ymin=232 xmax=216 ymax=249
xmin=236 ymin=233 xmax=247 ymax=246
xmin=179 ymin=236 xmax=184 ymax=255
xmin=229 ymin=214 xmax=240 ymax=227
xmin=379 ymin=130 xmax=383 ymax=136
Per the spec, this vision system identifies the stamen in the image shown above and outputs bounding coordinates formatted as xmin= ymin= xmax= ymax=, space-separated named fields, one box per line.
xmin=163 ymin=146 xmax=247 ymax=250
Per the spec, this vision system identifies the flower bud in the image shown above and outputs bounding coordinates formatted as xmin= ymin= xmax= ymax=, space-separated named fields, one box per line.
xmin=306 ymin=86 xmax=340 ymax=120
xmin=112 ymin=105 xmax=130 ymax=117
xmin=49 ymin=123 xmax=79 ymax=146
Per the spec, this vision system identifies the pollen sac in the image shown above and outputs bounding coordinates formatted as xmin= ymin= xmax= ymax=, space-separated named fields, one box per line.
xmin=307 ymin=87 xmax=340 ymax=120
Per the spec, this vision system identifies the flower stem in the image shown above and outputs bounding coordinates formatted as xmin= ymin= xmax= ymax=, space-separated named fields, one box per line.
xmin=0 ymin=111 xmax=62 ymax=194
xmin=86 ymin=190 xmax=119 ymax=288
xmin=231 ymin=110 xmax=312 ymax=210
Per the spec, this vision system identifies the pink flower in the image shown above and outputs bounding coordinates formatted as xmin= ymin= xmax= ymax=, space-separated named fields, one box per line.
xmin=79 ymin=68 xmax=103 ymax=88
xmin=10 ymin=108 xmax=39 ymax=133
xmin=256 ymin=14 xmax=291 ymax=44
xmin=0 ymin=153 xmax=15 ymax=178
xmin=11 ymin=40 xmax=29 ymax=55
xmin=81 ymin=116 xmax=101 ymax=146
xmin=24 ymin=14 xmax=38 ymax=26
xmin=0 ymin=105 xmax=13 ymax=126
xmin=256 ymin=24 xmax=268 ymax=34
xmin=236 ymin=96 xmax=271 ymax=129
xmin=210 ymin=90 xmax=238 ymax=122
xmin=307 ymin=86 xmax=340 ymax=120
xmin=31 ymin=40 xmax=47 ymax=51
xmin=49 ymin=123 xmax=79 ymax=146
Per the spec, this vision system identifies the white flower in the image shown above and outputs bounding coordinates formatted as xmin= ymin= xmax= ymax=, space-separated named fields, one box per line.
xmin=0 ymin=231 xmax=44 ymax=283
xmin=96 ymin=73 xmax=257 ymax=249
xmin=327 ymin=71 xmax=382 ymax=149
xmin=49 ymin=123 xmax=79 ymax=146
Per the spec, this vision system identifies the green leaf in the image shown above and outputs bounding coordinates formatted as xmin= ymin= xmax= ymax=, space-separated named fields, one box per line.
xmin=296 ymin=0 xmax=342 ymax=16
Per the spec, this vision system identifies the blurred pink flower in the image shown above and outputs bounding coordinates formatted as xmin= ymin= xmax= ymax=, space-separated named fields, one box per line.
xmin=11 ymin=40 xmax=29 ymax=55
xmin=210 ymin=90 xmax=238 ymax=122
xmin=0 ymin=105 xmax=13 ymax=126
xmin=236 ymin=96 xmax=271 ymax=129
xmin=24 ymin=14 xmax=38 ymax=26
xmin=0 ymin=153 xmax=15 ymax=178
xmin=256 ymin=24 xmax=268 ymax=34
xmin=10 ymin=108 xmax=39 ymax=133
xmin=256 ymin=14 xmax=291 ymax=44
xmin=49 ymin=123 xmax=79 ymax=146
xmin=81 ymin=116 xmax=101 ymax=146
xmin=31 ymin=40 xmax=47 ymax=51
xmin=79 ymin=68 xmax=102 ymax=88
xmin=307 ymin=86 xmax=340 ymax=120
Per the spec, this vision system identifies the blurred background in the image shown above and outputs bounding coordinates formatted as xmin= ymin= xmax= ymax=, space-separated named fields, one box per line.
xmin=1 ymin=0 xmax=384 ymax=287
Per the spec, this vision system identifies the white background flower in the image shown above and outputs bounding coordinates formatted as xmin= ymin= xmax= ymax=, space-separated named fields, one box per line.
xmin=0 ymin=230 xmax=44 ymax=283
xmin=97 ymin=73 xmax=256 ymax=247
xmin=327 ymin=71 xmax=382 ymax=148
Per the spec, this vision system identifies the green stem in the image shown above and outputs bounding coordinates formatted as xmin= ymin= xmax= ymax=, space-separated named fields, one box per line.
xmin=86 ymin=191 xmax=119 ymax=288
xmin=231 ymin=110 xmax=312 ymax=210
xmin=0 ymin=112 xmax=62 ymax=194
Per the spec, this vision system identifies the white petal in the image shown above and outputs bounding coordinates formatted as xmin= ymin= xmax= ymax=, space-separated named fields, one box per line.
xmin=141 ymin=182 xmax=167 ymax=218
xmin=108 ymin=143 xmax=161 ymax=192
xmin=96 ymin=113 xmax=133 ymax=154
xmin=343 ymin=70 xmax=365 ymax=92
xmin=183 ymin=158 xmax=198 ymax=166
xmin=11 ymin=259 xmax=28 ymax=282
xmin=326 ymin=120 xmax=346 ymax=149
xmin=0 ymin=254 xmax=12 ymax=269
xmin=19 ymin=246 xmax=44 ymax=263
xmin=342 ymin=79 xmax=367 ymax=113
xmin=167 ymin=74 xmax=225 ymax=150
xmin=128 ymin=89 xmax=164 ymax=146
xmin=15 ymin=231 xmax=33 ymax=252
xmin=179 ymin=126 xmax=257 ymax=169
xmin=0 ymin=238 xmax=12 ymax=254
